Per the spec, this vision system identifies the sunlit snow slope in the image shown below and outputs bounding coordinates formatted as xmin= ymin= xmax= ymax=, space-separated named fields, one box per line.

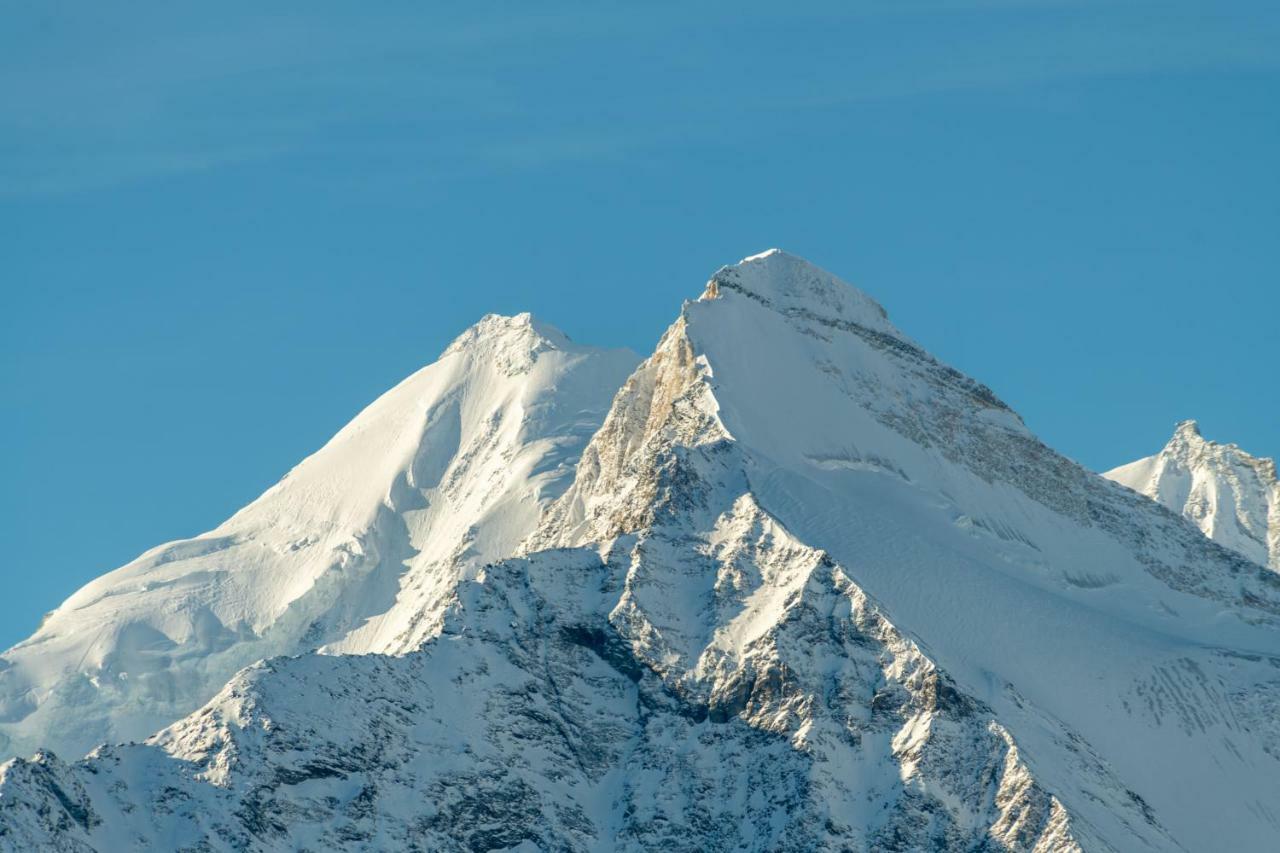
xmin=1106 ymin=420 xmax=1279 ymax=572
xmin=1 ymin=252 xmax=1277 ymax=852
xmin=0 ymin=314 xmax=637 ymax=761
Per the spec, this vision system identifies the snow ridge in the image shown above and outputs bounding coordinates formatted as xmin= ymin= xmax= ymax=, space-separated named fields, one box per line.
xmin=0 ymin=314 xmax=637 ymax=761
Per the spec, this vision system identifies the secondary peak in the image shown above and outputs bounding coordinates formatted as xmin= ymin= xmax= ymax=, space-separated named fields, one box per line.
xmin=442 ymin=312 xmax=573 ymax=358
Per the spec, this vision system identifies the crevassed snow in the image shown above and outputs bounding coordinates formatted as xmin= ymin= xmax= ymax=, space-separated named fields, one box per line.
xmin=0 ymin=313 xmax=637 ymax=762
xmin=1105 ymin=419 xmax=1279 ymax=572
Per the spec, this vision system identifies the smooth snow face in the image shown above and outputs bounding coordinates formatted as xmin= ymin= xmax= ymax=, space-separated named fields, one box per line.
xmin=0 ymin=313 xmax=637 ymax=762
xmin=1105 ymin=420 xmax=1280 ymax=571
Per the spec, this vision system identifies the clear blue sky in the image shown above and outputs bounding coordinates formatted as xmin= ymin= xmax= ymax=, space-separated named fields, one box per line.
xmin=3 ymin=1 xmax=1277 ymax=648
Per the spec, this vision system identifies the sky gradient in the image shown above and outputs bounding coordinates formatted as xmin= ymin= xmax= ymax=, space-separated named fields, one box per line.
xmin=3 ymin=1 xmax=1278 ymax=648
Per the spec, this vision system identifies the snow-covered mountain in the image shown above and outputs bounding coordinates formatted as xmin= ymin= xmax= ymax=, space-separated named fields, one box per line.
xmin=0 ymin=313 xmax=637 ymax=762
xmin=2 ymin=251 xmax=1279 ymax=851
xmin=1105 ymin=420 xmax=1279 ymax=572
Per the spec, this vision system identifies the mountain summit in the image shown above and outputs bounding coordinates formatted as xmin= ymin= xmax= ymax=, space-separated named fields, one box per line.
xmin=2 ymin=253 xmax=1278 ymax=851
xmin=1105 ymin=420 xmax=1279 ymax=571
xmin=700 ymin=249 xmax=896 ymax=333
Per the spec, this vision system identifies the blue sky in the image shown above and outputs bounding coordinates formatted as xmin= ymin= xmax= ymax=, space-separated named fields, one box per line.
xmin=2 ymin=1 xmax=1277 ymax=648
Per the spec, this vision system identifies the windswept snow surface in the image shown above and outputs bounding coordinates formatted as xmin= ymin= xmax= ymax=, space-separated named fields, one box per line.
xmin=1105 ymin=420 xmax=1279 ymax=572
xmin=2 ymin=252 xmax=1278 ymax=851
xmin=0 ymin=313 xmax=637 ymax=761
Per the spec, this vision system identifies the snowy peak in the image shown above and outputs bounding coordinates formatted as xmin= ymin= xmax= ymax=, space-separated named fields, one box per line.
xmin=442 ymin=311 xmax=575 ymax=363
xmin=1105 ymin=421 xmax=1279 ymax=570
xmin=234 ymin=312 xmax=621 ymax=534
xmin=535 ymin=250 xmax=1280 ymax=850
xmin=702 ymin=248 xmax=897 ymax=337
xmin=0 ymin=313 xmax=637 ymax=761
xmin=549 ymin=249 xmax=1280 ymax=621
xmin=1173 ymin=418 xmax=1203 ymax=440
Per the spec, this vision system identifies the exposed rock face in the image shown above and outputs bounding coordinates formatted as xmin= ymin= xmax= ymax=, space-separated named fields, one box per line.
xmin=1 ymin=251 xmax=1277 ymax=851
xmin=0 ymin=512 xmax=1121 ymax=851
xmin=1106 ymin=419 xmax=1280 ymax=572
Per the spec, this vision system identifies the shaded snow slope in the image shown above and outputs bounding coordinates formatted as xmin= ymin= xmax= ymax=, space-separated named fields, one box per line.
xmin=1105 ymin=420 xmax=1279 ymax=572
xmin=1 ymin=251 xmax=1277 ymax=851
xmin=0 ymin=314 xmax=637 ymax=761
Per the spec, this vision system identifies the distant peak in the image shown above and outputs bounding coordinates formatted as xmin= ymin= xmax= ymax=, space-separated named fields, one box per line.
xmin=700 ymin=249 xmax=896 ymax=335
xmin=1162 ymin=421 xmax=1276 ymax=485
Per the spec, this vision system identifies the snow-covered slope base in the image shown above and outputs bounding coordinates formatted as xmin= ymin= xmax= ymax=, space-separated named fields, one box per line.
xmin=0 ymin=541 xmax=1124 ymax=852
xmin=1105 ymin=420 xmax=1279 ymax=571
xmin=2 ymin=252 xmax=1278 ymax=851
xmin=0 ymin=314 xmax=637 ymax=762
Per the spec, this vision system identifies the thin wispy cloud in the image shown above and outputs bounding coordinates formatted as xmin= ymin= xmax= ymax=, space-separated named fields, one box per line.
xmin=1 ymin=1 xmax=1276 ymax=196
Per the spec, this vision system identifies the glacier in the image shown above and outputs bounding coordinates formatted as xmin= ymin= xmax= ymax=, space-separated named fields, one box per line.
xmin=1 ymin=251 xmax=1278 ymax=851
